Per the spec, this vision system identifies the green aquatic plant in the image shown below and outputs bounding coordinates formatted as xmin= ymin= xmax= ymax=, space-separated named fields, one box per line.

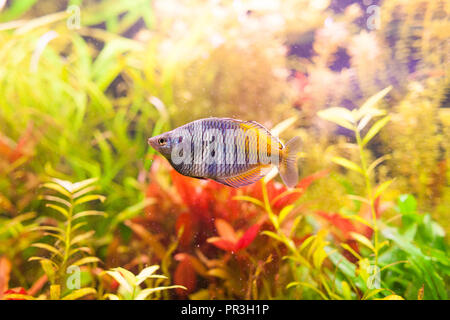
xmin=0 ymin=3 xmax=161 ymax=225
xmin=381 ymin=84 xmax=446 ymax=210
xmin=378 ymin=194 xmax=449 ymax=300
xmin=231 ymin=170 xmax=336 ymax=299
xmin=314 ymin=87 xmax=411 ymax=300
xmin=318 ymin=86 xmax=393 ymax=266
xmin=103 ymin=265 xmax=186 ymax=300
xmin=27 ymin=177 xmax=106 ymax=300
xmin=317 ymin=88 xmax=449 ymax=300
xmin=0 ymin=0 xmax=448 ymax=301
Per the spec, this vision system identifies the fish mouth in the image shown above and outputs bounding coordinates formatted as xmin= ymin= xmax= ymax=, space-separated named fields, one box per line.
xmin=148 ymin=137 xmax=158 ymax=149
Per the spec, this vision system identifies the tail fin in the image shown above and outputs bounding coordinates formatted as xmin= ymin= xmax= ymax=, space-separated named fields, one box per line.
xmin=278 ymin=136 xmax=301 ymax=188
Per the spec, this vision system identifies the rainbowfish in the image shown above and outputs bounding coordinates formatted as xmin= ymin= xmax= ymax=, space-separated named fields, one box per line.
xmin=148 ymin=118 xmax=301 ymax=188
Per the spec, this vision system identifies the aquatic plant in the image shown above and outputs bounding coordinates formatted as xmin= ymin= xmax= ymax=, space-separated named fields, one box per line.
xmin=103 ymin=265 xmax=185 ymax=300
xmin=26 ymin=177 xmax=106 ymax=300
xmin=0 ymin=0 xmax=448 ymax=301
xmin=317 ymin=88 xmax=449 ymax=300
xmin=381 ymin=84 xmax=447 ymax=210
xmin=318 ymin=86 xmax=393 ymax=265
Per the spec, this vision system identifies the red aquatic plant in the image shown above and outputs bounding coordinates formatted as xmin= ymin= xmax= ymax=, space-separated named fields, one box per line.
xmin=246 ymin=169 xmax=329 ymax=212
xmin=316 ymin=197 xmax=382 ymax=261
xmin=131 ymin=156 xmax=328 ymax=297
xmin=0 ymin=256 xmax=11 ymax=300
xmin=207 ymin=219 xmax=261 ymax=253
xmin=142 ymin=156 xmax=260 ymax=251
xmin=173 ymin=256 xmax=197 ymax=298
xmin=0 ymin=123 xmax=36 ymax=164
xmin=3 ymin=287 xmax=28 ymax=300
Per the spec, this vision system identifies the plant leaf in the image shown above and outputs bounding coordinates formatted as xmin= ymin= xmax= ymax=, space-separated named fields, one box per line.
xmin=207 ymin=268 xmax=229 ymax=279
xmin=72 ymin=210 xmax=107 ymax=220
xmin=363 ymin=288 xmax=386 ymax=300
xmin=286 ymin=281 xmax=329 ymax=300
xmin=207 ymin=237 xmax=236 ymax=252
xmin=105 ymin=270 xmax=133 ymax=293
xmin=357 ymin=108 xmax=386 ymax=131
xmin=45 ymin=204 xmax=69 ymax=218
xmin=367 ymin=155 xmax=390 ymax=174
xmin=236 ymin=223 xmax=260 ymax=251
xmin=232 ymin=195 xmax=265 ymax=209
xmin=30 ymin=225 xmax=63 ymax=234
xmin=70 ymin=230 xmax=95 ymax=245
xmin=41 ymin=195 xmax=71 ymax=207
xmin=341 ymin=243 xmax=362 ymax=261
xmin=71 ymin=222 xmax=88 ymax=234
xmin=350 ymin=232 xmax=375 ymax=252
xmin=358 ymin=86 xmax=392 ymax=118
xmin=341 ymin=281 xmax=352 ymax=300
xmin=71 ymin=256 xmax=100 ymax=267
xmin=71 ymin=178 xmax=99 ymax=193
xmin=214 ymin=219 xmax=237 ymax=243
xmin=374 ymin=180 xmax=394 ymax=199
xmin=73 ymin=194 xmax=106 ymax=206
xmin=270 ymin=116 xmax=297 ymax=137
xmin=104 ymin=293 xmax=120 ymax=300
xmin=317 ymin=107 xmax=355 ymax=130
xmin=332 ymin=157 xmax=363 ymax=174
xmin=136 ymin=265 xmax=160 ymax=285
xmin=42 ymin=232 xmax=65 ymax=242
xmin=72 ymin=185 xmax=98 ymax=199
xmin=28 ymin=256 xmax=58 ymax=269
xmin=135 ymin=285 xmax=186 ymax=300
xmin=112 ymin=198 xmax=155 ymax=227
xmin=41 ymin=182 xmax=71 ymax=198
xmin=299 ymin=234 xmax=316 ymax=252
xmin=362 ymin=115 xmax=390 ymax=147
xmin=346 ymin=194 xmax=371 ymax=204
xmin=377 ymin=294 xmax=404 ymax=300
xmin=342 ymin=214 xmax=373 ymax=228
xmin=68 ymin=246 xmax=93 ymax=258
xmin=62 ymin=287 xmax=96 ymax=300
xmin=3 ymin=293 xmax=35 ymax=300
xmin=278 ymin=204 xmax=295 ymax=225
xmin=31 ymin=243 xmax=62 ymax=257
xmin=261 ymin=231 xmax=284 ymax=244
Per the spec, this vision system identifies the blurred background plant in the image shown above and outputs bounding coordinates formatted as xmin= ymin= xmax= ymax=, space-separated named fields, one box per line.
xmin=0 ymin=0 xmax=448 ymax=300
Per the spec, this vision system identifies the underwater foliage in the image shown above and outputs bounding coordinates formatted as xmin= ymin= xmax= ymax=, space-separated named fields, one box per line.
xmin=0 ymin=0 xmax=448 ymax=300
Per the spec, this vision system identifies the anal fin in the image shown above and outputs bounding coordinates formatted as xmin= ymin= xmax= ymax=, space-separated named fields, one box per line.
xmin=214 ymin=165 xmax=271 ymax=188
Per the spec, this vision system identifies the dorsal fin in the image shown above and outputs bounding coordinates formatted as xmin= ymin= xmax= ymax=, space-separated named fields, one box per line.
xmin=239 ymin=120 xmax=272 ymax=134
xmin=202 ymin=117 xmax=275 ymax=139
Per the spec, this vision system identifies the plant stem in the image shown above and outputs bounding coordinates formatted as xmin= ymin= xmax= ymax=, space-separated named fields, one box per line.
xmin=261 ymin=182 xmax=303 ymax=259
xmin=261 ymin=181 xmax=278 ymax=231
xmin=61 ymin=193 xmax=73 ymax=285
xmin=355 ymin=129 xmax=379 ymax=265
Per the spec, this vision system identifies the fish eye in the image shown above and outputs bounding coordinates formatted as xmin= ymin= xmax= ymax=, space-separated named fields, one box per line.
xmin=158 ymin=138 xmax=167 ymax=146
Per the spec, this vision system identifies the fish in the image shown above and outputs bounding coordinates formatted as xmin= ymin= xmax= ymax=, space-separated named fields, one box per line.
xmin=148 ymin=117 xmax=301 ymax=188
